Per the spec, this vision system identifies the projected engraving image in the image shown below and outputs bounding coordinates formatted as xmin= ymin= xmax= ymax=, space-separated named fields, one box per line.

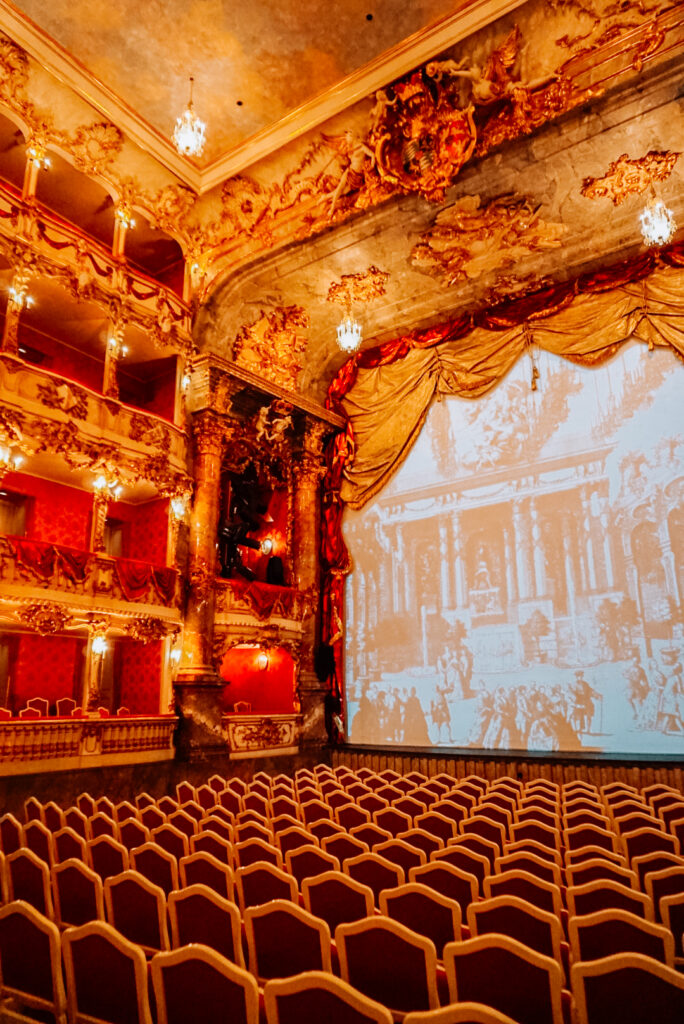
xmin=343 ymin=344 xmax=684 ymax=754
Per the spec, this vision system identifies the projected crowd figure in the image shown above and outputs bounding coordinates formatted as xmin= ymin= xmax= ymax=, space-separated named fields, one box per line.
xmin=343 ymin=344 xmax=684 ymax=755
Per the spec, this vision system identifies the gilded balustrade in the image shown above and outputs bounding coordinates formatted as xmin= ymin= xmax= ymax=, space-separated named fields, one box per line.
xmin=0 ymin=352 xmax=187 ymax=474
xmin=221 ymin=712 xmax=302 ymax=759
xmin=0 ymin=181 xmax=191 ymax=354
xmin=0 ymin=534 xmax=181 ymax=612
xmin=0 ymin=714 xmax=176 ymax=774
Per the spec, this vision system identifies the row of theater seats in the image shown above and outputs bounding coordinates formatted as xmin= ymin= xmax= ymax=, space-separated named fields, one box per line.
xmin=0 ymin=696 xmax=131 ymax=719
xmin=1 ymin=764 xmax=683 ymax=1023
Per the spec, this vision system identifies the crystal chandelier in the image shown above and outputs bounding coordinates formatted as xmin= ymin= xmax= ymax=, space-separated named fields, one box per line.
xmin=173 ymin=77 xmax=206 ymax=158
xmin=336 ymin=297 xmax=363 ymax=353
xmin=639 ymin=190 xmax=676 ymax=248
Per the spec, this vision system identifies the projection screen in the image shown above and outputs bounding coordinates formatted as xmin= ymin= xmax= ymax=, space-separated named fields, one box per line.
xmin=343 ymin=342 xmax=684 ymax=754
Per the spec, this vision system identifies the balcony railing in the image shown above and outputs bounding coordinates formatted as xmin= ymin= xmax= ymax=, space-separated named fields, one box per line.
xmin=0 ymin=353 xmax=187 ymax=471
xmin=0 ymin=180 xmax=191 ymax=342
xmin=0 ymin=535 xmax=180 ymax=610
xmin=0 ymin=714 xmax=176 ymax=775
xmin=214 ymin=579 xmax=310 ymax=623
xmin=222 ymin=712 xmax=302 ymax=759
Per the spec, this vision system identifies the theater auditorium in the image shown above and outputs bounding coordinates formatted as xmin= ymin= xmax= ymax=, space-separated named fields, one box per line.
xmin=0 ymin=0 xmax=682 ymax=1021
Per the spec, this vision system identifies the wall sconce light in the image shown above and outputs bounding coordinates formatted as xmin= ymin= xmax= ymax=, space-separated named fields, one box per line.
xmin=108 ymin=336 xmax=128 ymax=358
xmin=169 ymin=646 xmax=182 ymax=665
xmin=115 ymin=204 xmax=136 ymax=230
xmin=170 ymin=494 xmax=189 ymax=521
xmin=257 ymin=650 xmax=269 ymax=671
xmin=260 ymin=538 xmax=273 ymax=555
xmin=8 ymin=285 xmax=33 ymax=309
xmin=92 ymin=635 xmax=108 ymax=656
xmin=93 ymin=474 xmax=123 ymax=500
xmin=26 ymin=141 xmax=51 ymax=170
xmin=0 ymin=445 xmax=24 ymax=474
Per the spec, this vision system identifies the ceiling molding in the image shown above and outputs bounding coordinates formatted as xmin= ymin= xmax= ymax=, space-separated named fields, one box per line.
xmin=0 ymin=0 xmax=527 ymax=195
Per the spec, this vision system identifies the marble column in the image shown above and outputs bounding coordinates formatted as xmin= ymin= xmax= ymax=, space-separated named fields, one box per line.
xmin=292 ymin=419 xmax=329 ymax=748
xmin=439 ymin=518 xmax=451 ymax=610
xmin=658 ymin=520 xmax=681 ymax=606
xmin=453 ymin=515 xmax=466 ymax=608
xmin=174 ymin=410 xmax=227 ymax=761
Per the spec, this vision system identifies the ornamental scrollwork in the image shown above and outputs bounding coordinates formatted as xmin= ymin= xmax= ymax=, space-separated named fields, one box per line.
xmin=125 ymin=616 xmax=171 ymax=644
xmin=581 ymin=151 xmax=680 ymax=206
xmin=233 ymin=305 xmax=310 ymax=391
xmin=17 ymin=601 xmax=73 ymax=635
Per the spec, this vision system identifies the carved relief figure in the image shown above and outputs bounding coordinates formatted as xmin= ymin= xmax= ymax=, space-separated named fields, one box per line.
xmin=233 ymin=305 xmax=310 ymax=390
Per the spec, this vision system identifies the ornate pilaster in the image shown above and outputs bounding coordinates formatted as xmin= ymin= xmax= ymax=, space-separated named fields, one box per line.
xmin=103 ymin=307 xmax=125 ymax=399
xmin=2 ymin=264 xmax=34 ymax=355
xmin=174 ymin=410 xmax=229 ymax=760
xmin=292 ymin=418 xmax=328 ymax=747
xmin=90 ymin=491 xmax=109 ymax=553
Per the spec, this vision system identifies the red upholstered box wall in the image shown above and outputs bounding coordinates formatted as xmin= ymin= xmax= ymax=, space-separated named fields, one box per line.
xmin=106 ymin=498 xmax=169 ymax=565
xmin=219 ymin=646 xmax=296 ymax=714
xmin=118 ymin=638 xmax=162 ymax=714
xmin=12 ymin=634 xmax=84 ymax=712
xmin=4 ymin=472 xmax=92 ymax=549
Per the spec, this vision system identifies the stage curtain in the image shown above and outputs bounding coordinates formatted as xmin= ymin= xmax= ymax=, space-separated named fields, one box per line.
xmin=321 ymin=244 xmax=684 ymax=666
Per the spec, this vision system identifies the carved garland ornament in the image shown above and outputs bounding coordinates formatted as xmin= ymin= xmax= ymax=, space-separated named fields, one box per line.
xmin=410 ymin=194 xmax=566 ymax=286
xmin=326 ymin=265 xmax=390 ymax=309
xmin=581 ymin=151 xmax=680 ymax=205
xmin=17 ymin=601 xmax=73 ymax=635
xmin=233 ymin=306 xmax=310 ymax=391
xmin=125 ymin=616 xmax=173 ymax=644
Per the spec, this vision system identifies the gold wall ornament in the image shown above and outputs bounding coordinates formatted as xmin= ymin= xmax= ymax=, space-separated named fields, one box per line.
xmin=17 ymin=601 xmax=73 ymax=635
xmin=367 ymin=74 xmax=476 ymax=203
xmin=581 ymin=151 xmax=681 ymax=206
xmin=0 ymin=35 xmax=29 ymax=95
xmin=253 ymin=401 xmax=294 ymax=448
xmin=233 ymin=306 xmax=310 ymax=390
xmin=410 ymin=194 xmax=566 ymax=286
xmin=125 ymin=616 xmax=169 ymax=644
xmin=326 ymin=265 xmax=390 ymax=308
xmin=129 ymin=413 xmax=171 ymax=453
xmin=61 ymin=121 xmax=124 ymax=176
xmin=36 ymin=377 xmax=89 ymax=420
xmin=192 ymin=410 xmax=228 ymax=459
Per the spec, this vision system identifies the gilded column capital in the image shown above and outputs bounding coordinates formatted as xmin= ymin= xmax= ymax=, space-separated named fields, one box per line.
xmin=192 ymin=411 xmax=229 ymax=458
xmin=295 ymin=419 xmax=330 ymax=488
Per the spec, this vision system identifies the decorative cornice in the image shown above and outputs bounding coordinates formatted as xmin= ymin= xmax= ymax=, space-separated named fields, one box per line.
xmin=0 ymin=0 xmax=528 ymax=194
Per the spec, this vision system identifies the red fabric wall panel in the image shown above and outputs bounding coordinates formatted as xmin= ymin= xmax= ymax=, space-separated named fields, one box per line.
xmin=4 ymin=472 xmax=92 ymax=549
xmin=118 ymin=639 xmax=162 ymax=714
xmin=145 ymin=364 xmax=177 ymax=422
xmin=18 ymin=326 xmax=105 ymax=392
xmin=107 ymin=498 xmax=169 ymax=565
xmin=12 ymin=634 xmax=83 ymax=711
xmin=219 ymin=647 xmax=296 ymax=714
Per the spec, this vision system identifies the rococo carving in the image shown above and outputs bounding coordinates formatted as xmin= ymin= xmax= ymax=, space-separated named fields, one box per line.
xmin=17 ymin=601 xmax=73 ymax=635
xmin=125 ymin=616 xmax=173 ymax=644
xmin=233 ymin=305 xmax=310 ymax=391
xmin=411 ymin=194 xmax=566 ymax=286
xmin=581 ymin=151 xmax=680 ymax=206
xmin=326 ymin=265 xmax=390 ymax=309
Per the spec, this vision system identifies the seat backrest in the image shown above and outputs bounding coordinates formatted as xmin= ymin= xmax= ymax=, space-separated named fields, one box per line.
xmin=7 ymin=848 xmax=53 ymax=917
xmin=24 ymin=820 xmax=54 ymax=865
xmin=432 ymin=845 xmax=489 ymax=890
xmin=263 ymin=969 xmax=393 ymax=1024
xmin=568 ymin=908 xmax=675 ymax=968
xmin=484 ymin=869 xmax=563 ymax=918
xmin=191 ymin=831 xmax=233 ymax=866
xmin=445 ymin=933 xmax=564 ymax=1024
xmin=54 ymin=826 xmax=87 ymax=865
xmin=0 ymin=813 xmax=24 ymax=855
xmin=644 ymin=866 xmax=684 ymax=922
xmin=0 ymin=900 xmax=66 ymax=1019
xmin=43 ymin=802 xmax=65 ymax=832
xmin=236 ymin=862 xmax=298 ymax=913
xmin=62 ymin=919 xmax=153 ymax=1024
xmin=118 ymin=819 xmax=151 ymax=852
xmin=130 ymin=842 xmax=179 ymax=895
xmin=567 ymin=857 xmax=637 ymax=891
xmin=321 ymin=833 xmax=369 ymax=863
xmin=336 ymin=914 xmax=439 ymax=1015
xmin=397 ymin=830 xmax=443 ymax=858
xmin=495 ymin=852 xmax=562 ymax=889
xmin=623 ymin=827 xmax=679 ymax=864
xmin=373 ymin=839 xmax=426 ymax=874
xmin=344 ymin=852 xmax=404 ymax=904
xmin=244 ymin=899 xmax=332 ymax=982
xmin=409 ymin=862 xmax=478 ymax=915
xmin=379 ymin=882 xmax=461 ymax=959
xmin=168 ymin=883 xmax=245 ymax=967
xmin=571 ymin=951 xmax=684 ymax=1024
xmin=567 ymin=879 xmax=654 ymax=922
xmin=87 ymin=835 xmax=129 ymax=881
xmin=104 ymin=870 xmax=169 ymax=954
xmin=285 ymin=845 xmax=340 ymax=885
xmin=52 ymin=858 xmax=105 ymax=927
xmin=236 ymin=838 xmax=283 ymax=870
xmin=151 ymin=944 xmax=259 ymax=1024
xmin=660 ymin=892 xmax=684 ymax=960
xmin=151 ymin=824 xmax=189 ymax=861
xmin=301 ymin=870 xmax=374 ymax=933
xmin=179 ymin=851 xmax=234 ymax=900
xmin=63 ymin=808 xmax=88 ymax=841
xmin=467 ymin=894 xmax=563 ymax=964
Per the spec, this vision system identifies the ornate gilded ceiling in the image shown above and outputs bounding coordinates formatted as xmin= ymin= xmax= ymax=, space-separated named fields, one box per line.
xmin=0 ymin=0 xmax=682 ymax=407
xmin=6 ymin=0 xmax=474 ymax=167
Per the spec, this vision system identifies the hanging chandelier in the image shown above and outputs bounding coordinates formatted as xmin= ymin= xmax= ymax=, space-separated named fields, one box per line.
xmin=173 ymin=77 xmax=206 ymax=158
xmin=639 ymin=187 xmax=676 ymax=248
xmin=336 ymin=295 xmax=363 ymax=353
